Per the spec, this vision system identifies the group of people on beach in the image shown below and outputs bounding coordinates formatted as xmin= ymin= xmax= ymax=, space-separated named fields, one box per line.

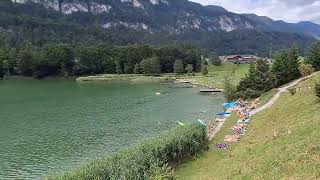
xmin=215 ymin=98 xmax=260 ymax=150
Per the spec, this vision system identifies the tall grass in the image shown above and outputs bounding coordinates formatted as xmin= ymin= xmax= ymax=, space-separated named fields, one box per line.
xmin=51 ymin=124 xmax=208 ymax=180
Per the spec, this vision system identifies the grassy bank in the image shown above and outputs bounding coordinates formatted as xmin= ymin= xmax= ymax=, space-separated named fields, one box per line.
xmin=76 ymin=74 xmax=176 ymax=83
xmin=175 ymin=74 xmax=320 ymax=179
xmin=51 ymin=124 xmax=208 ymax=180
xmin=76 ymin=64 xmax=249 ymax=88
xmin=184 ymin=64 xmax=249 ymax=88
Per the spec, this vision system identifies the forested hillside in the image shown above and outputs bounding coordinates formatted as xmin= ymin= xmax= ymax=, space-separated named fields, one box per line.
xmin=0 ymin=0 xmax=318 ymax=56
xmin=0 ymin=43 xmax=202 ymax=78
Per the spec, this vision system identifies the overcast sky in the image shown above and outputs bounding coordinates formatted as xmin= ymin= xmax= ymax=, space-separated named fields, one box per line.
xmin=190 ymin=0 xmax=320 ymax=24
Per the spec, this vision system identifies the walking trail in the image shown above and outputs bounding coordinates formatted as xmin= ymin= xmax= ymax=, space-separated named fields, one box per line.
xmin=209 ymin=71 xmax=319 ymax=140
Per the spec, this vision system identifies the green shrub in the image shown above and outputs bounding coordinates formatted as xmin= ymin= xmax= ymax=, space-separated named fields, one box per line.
xmin=299 ymin=63 xmax=314 ymax=77
xmin=288 ymin=87 xmax=296 ymax=96
xmin=202 ymin=66 xmax=208 ymax=76
xmin=315 ymin=81 xmax=320 ymax=98
xmin=223 ymin=76 xmax=238 ymax=101
xmin=52 ymin=124 xmax=208 ymax=180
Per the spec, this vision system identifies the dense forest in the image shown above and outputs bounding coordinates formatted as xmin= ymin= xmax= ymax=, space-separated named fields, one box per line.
xmin=0 ymin=0 xmax=317 ymax=57
xmin=0 ymin=43 xmax=202 ymax=78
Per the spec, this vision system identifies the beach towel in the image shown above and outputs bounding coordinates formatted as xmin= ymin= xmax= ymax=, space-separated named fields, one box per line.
xmin=216 ymin=143 xmax=229 ymax=149
xmin=224 ymin=135 xmax=240 ymax=142
xmin=223 ymin=102 xmax=237 ymax=109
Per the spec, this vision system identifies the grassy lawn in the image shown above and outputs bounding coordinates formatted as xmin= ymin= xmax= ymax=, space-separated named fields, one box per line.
xmin=175 ymin=74 xmax=320 ymax=179
xmin=76 ymin=64 xmax=250 ymax=89
xmin=184 ymin=64 xmax=250 ymax=88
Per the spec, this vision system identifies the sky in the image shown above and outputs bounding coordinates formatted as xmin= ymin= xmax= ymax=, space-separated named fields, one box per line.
xmin=190 ymin=0 xmax=320 ymax=24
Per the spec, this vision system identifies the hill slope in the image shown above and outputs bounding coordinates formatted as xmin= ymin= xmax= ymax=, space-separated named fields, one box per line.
xmin=175 ymin=74 xmax=320 ymax=179
xmin=0 ymin=0 xmax=318 ymax=55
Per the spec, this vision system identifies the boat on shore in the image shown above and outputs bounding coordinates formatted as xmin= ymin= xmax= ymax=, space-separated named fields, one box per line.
xmin=200 ymin=89 xmax=223 ymax=93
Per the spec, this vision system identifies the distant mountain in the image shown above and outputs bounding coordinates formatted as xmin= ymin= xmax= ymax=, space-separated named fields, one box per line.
xmin=0 ymin=0 xmax=318 ymax=56
xmin=244 ymin=14 xmax=320 ymax=39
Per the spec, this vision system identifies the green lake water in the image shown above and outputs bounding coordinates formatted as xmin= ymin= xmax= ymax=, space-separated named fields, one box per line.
xmin=0 ymin=80 xmax=225 ymax=179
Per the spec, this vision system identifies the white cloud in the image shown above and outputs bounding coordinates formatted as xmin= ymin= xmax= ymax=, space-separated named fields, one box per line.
xmin=190 ymin=0 xmax=320 ymax=24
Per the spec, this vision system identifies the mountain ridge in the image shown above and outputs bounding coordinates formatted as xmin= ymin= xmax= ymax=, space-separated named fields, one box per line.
xmin=0 ymin=0 xmax=318 ymax=55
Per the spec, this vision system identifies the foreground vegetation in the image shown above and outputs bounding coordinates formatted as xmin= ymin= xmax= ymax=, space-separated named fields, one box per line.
xmin=175 ymin=73 xmax=320 ymax=179
xmin=52 ymin=124 xmax=208 ymax=180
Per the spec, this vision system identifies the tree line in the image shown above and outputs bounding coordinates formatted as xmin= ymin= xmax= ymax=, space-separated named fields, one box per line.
xmin=0 ymin=43 xmax=202 ymax=78
xmin=225 ymin=41 xmax=320 ymax=100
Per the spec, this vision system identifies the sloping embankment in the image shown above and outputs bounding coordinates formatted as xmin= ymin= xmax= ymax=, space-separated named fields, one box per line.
xmin=175 ymin=73 xmax=320 ymax=179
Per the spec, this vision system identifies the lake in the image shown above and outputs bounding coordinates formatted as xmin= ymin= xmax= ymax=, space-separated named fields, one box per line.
xmin=0 ymin=80 xmax=225 ymax=179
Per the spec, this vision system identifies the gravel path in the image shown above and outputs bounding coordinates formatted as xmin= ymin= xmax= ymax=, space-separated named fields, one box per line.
xmin=251 ymin=71 xmax=319 ymax=115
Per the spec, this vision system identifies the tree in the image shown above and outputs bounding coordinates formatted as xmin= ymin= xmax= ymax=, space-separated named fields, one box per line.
xmin=272 ymin=46 xmax=300 ymax=87
xmin=140 ymin=57 xmax=161 ymax=75
xmin=174 ymin=59 xmax=184 ymax=74
xmin=272 ymin=50 xmax=288 ymax=86
xmin=254 ymin=59 xmax=275 ymax=92
xmin=210 ymin=52 xmax=221 ymax=66
xmin=237 ymin=60 xmax=274 ymax=99
xmin=44 ymin=43 xmax=74 ymax=76
xmin=223 ymin=76 xmax=238 ymax=101
xmin=16 ymin=49 xmax=35 ymax=76
xmin=307 ymin=41 xmax=320 ymax=70
xmin=3 ymin=60 xmax=10 ymax=77
xmin=134 ymin=63 xmax=141 ymax=74
xmin=286 ymin=45 xmax=301 ymax=81
xmin=299 ymin=63 xmax=315 ymax=77
xmin=115 ymin=60 xmax=122 ymax=75
xmin=185 ymin=64 xmax=193 ymax=75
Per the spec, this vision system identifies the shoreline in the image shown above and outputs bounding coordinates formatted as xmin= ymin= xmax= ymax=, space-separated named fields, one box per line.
xmin=76 ymin=74 xmax=225 ymax=91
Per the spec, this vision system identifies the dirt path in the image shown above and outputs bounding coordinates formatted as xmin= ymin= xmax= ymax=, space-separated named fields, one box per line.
xmin=251 ymin=71 xmax=319 ymax=115
xmin=209 ymin=71 xmax=319 ymax=140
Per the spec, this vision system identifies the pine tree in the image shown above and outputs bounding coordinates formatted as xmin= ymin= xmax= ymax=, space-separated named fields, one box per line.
xmin=287 ymin=45 xmax=301 ymax=80
xmin=272 ymin=50 xmax=289 ymax=86
xmin=237 ymin=60 xmax=274 ymax=99
xmin=308 ymin=41 xmax=320 ymax=70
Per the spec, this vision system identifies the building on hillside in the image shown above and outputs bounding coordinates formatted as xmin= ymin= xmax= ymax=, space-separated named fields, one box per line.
xmin=222 ymin=55 xmax=258 ymax=64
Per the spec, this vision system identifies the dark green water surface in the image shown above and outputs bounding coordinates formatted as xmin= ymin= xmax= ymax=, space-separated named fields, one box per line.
xmin=0 ymin=80 xmax=225 ymax=179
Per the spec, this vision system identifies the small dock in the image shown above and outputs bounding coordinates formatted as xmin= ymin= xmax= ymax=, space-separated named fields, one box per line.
xmin=200 ymin=89 xmax=223 ymax=93
xmin=174 ymin=80 xmax=192 ymax=84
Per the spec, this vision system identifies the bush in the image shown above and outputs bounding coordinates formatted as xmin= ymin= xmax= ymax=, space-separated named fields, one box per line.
xmin=210 ymin=57 xmax=222 ymax=66
xmin=288 ymin=87 xmax=296 ymax=96
xmin=174 ymin=59 xmax=185 ymax=74
xmin=299 ymin=63 xmax=314 ymax=77
xmin=185 ymin=64 xmax=193 ymax=75
xmin=202 ymin=66 xmax=208 ymax=76
xmin=223 ymin=76 xmax=238 ymax=101
xmin=53 ymin=124 xmax=208 ymax=180
xmin=315 ymin=81 xmax=320 ymax=98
